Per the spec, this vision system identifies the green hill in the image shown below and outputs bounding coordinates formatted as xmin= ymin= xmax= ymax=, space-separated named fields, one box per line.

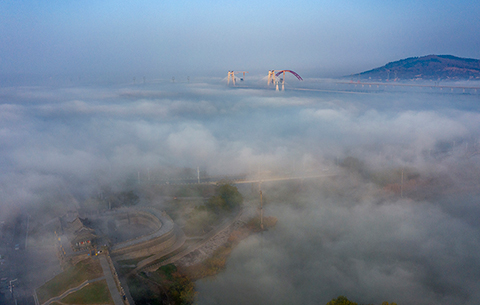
xmin=349 ymin=55 xmax=480 ymax=81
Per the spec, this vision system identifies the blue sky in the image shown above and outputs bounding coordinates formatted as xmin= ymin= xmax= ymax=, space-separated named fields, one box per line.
xmin=1 ymin=0 xmax=480 ymax=78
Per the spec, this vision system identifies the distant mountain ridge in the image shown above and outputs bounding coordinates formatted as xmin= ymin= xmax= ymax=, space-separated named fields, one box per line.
xmin=350 ymin=55 xmax=480 ymax=81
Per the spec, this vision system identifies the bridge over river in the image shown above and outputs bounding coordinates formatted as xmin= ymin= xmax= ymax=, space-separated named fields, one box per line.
xmin=138 ymin=170 xmax=338 ymax=186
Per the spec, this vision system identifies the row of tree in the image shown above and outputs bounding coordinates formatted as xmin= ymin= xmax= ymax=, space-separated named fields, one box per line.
xmin=327 ymin=296 xmax=397 ymax=305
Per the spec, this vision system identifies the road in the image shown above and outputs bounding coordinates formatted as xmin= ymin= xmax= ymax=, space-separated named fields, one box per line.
xmin=232 ymin=173 xmax=337 ymax=184
xmin=1 ymin=213 xmax=40 ymax=305
xmin=144 ymin=172 xmax=337 ymax=186
xmin=99 ymin=256 xmax=124 ymax=305
xmin=231 ymin=80 xmax=480 ymax=95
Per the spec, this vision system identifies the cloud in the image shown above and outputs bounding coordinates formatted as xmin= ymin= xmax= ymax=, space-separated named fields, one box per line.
xmin=2 ymin=82 xmax=480 ymax=304
xmin=198 ymin=176 xmax=480 ymax=305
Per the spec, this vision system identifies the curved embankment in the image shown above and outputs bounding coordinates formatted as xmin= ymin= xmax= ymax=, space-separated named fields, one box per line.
xmin=110 ymin=208 xmax=181 ymax=261
xmin=139 ymin=209 xmax=245 ymax=272
xmin=132 ymin=225 xmax=186 ymax=273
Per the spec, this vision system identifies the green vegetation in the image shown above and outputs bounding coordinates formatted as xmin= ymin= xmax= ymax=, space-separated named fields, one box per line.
xmin=158 ymin=263 xmax=178 ymax=280
xmin=156 ymin=264 xmax=196 ymax=305
xmin=36 ymin=258 xmax=104 ymax=303
xmin=129 ymin=264 xmax=196 ymax=305
xmin=127 ymin=275 xmax=163 ymax=305
xmin=61 ymin=280 xmax=113 ymax=304
xmin=167 ymin=272 xmax=196 ymax=305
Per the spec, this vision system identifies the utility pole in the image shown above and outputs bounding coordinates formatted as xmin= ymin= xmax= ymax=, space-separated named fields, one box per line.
xmin=25 ymin=214 xmax=29 ymax=249
xmin=260 ymin=190 xmax=264 ymax=230
xmin=400 ymin=169 xmax=404 ymax=198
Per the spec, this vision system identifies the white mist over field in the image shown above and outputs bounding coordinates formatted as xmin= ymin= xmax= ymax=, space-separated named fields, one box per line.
xmin=2 ymin=80 xmax=480 ymax=304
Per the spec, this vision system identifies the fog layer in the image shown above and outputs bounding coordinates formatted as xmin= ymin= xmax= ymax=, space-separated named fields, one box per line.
xmin=2 ymin=80 xmax=480 ymax=304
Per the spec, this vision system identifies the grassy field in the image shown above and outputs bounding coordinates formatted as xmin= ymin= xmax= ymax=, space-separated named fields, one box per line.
xmin=36 ymin=258 xmax=104 ymax=303
xmin=61 ymin=280 xmax=113 ymax=304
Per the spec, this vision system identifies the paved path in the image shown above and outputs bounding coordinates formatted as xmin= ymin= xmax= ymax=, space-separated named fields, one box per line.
xmin=99 ymin=256 xmax=124 ymax=305
xmin=42 ymin=276 xmax=105 ymax=305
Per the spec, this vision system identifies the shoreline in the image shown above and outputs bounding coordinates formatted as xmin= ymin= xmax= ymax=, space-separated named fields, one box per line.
xmin=179 ymin=215 xmax=278 ymax=281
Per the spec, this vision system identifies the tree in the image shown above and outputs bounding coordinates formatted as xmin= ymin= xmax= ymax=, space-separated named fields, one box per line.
xmin=217 ymin=184 xmax=243 ymax=209
xmin=326 ymin=296 xmax=358 ymax=305
xmin=206 ymin=184 xmax=243 ymax=212
xmin=169 ymin=272 xmax=196 ymax=305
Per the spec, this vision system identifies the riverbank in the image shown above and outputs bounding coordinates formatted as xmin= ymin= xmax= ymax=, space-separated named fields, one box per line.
xmin=127 ymin=214 xmax=277 ymax=305
xmin=179 ymin=215 xmax=278 ymax=280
